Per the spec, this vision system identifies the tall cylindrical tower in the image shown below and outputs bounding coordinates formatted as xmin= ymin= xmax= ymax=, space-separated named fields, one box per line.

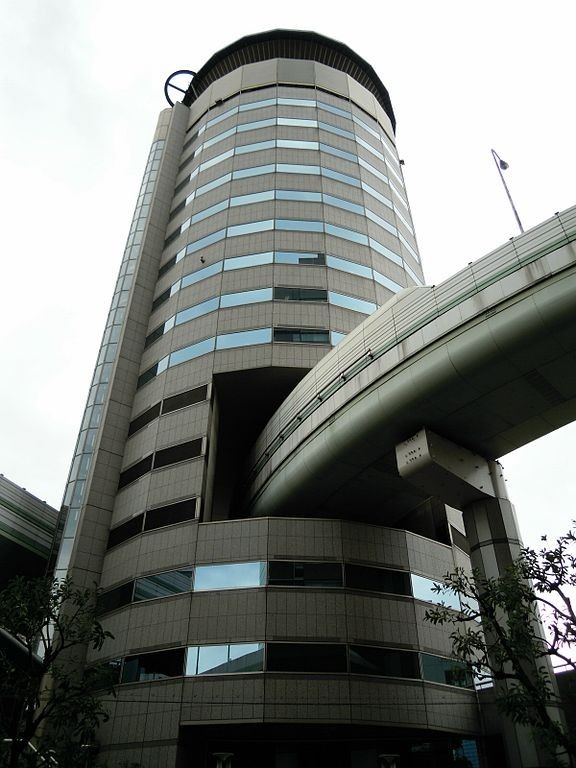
xmin=55 ymin=31 xmax=483 ymax=768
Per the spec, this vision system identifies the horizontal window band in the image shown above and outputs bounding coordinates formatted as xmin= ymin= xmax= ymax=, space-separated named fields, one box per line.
xmin=163 ymin=188 xmax=410 ymax=253
xmin=98 ymin=560 xmax=465 ymax=615
xmin=145 ymin=287 xmax=376 ymax=349
xmin=106 ymin=641 xmax=474 ymax=689
xmin=159 ymin=220 xmax=416 ymax=283
xmin=166 ymin=161 xmax=414 ymax=264
xmin=183 ymin=93 xmax=399 ymax=170
xmin=137 ymin=325 xmax=334 ymax=389
xmin=153 ymin=251 xmax=403 ymax=313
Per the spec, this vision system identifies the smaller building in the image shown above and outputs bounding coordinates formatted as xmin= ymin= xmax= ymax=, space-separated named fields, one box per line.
xmin=0 ymin=474 xmax=58 ymax=587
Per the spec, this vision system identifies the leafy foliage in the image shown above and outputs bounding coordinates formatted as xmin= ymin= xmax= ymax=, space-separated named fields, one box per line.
xmin=426 ymin=528 xmax=576 ymax=763
xmin=0 ymin=576 xmax=115 ymax=767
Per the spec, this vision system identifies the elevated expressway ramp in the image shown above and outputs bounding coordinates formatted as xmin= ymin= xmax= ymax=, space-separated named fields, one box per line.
xmin=242 ymin=206 xmax=576 ymax=523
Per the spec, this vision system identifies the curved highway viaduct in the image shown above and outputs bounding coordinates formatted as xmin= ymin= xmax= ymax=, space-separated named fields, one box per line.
xmin=241 ymin=204 xmax=576 ymax=767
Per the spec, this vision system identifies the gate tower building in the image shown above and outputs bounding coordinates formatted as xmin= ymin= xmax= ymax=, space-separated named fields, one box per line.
xmin=54 ymin=30 xmax=485 ymax=768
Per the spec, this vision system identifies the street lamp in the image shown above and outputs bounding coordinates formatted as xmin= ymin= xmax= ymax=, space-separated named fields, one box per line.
xmin=491 ymin=149 xmax=524 ymax=234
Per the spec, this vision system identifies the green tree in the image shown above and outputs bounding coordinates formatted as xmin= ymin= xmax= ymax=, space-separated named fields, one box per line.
xmin=426 ymin=528 xmax=576 ymax=765
xmin=0 ymin=576 xmax=114 ymax=768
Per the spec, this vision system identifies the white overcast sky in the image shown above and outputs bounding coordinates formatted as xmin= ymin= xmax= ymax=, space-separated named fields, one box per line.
xmin=1 ymin=0 xmax=575 ymax=550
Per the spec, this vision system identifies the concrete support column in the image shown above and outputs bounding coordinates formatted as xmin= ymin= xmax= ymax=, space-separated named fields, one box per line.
xmin=396 ymin=428 xmax=561 ymax=768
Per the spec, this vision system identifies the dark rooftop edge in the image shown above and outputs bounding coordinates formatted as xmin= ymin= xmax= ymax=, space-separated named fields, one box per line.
xmin=184 ymin=29 xmax=396 ymax=132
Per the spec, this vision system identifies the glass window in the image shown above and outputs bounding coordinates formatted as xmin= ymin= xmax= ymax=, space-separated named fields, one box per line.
xmin=220 ymin=288 xmax=272 ymax=308
xmin=216 ymin=327 xmax=272 ymax=350
xmin=278 ymin=97 xmax=316 ymax=107
xmin=194 ymin=562 xmax=266 ymax=591
xmin=153 ymin=438 xmax=202 ymax=469
xmin=277 ymin=139 xmax=318 ymax=150
xmin=276 ymin=190 xmax=322 ymax=202
xmin=326 ymin=256 xmax=372 ymax=280
xmin=239 ymin=97 xmax=276 ymax=111
xmin=322 ymin=167 xmax=361 ymax=188
xmin=117 ymin=455 xmax=153 ymax=489
xmin=181 ymin=261 xmax=223 ymax=289
xmin=275 ymin=251 xmax=325 ymax=266
xmin=361 ymin=181 xmax=393 ymax=208
xmin=357 ymin=135 xmax=385 ymax=161
xmin=238 ymin=117 xmax=276 ymax=132
xmin=107 ymin=514 xmax=144 ymax=549
xmin=196 ymin=172 xmax=232 ymax=196
xmin=227 ymin=220 xmax=274 ymax=237
xmin=349 ymin=646 xmax=419 ymax=679
xmin=144 ymin=497 xmax=197 ymax=530
xmin=206 ymin=105 xmax=238 ymax=127
xmin=187 ymin=643 xmax=264 ymax=675
xmin=186 ymin=229 xmax=226 ymax=254
xmin=233 ymin=164 xmax=275 ymax=180
xmin=328 ymin=292 xmax=376 ymax=315
xmin=420 ymin=653 xmax=474 ymax=688
xmin=203 ymin=126 xmax=236 ymax=148
xmin=230 ymin=191 xmax=275 ymax=206
xmin=128 ymin=402 xmax=161 ymax=437
xmin=162 ymin=384 xmax=208 ymax=415
xmin=411 ymin=574 xmax=460 ymax=610
xmin=277 ymin=163 xmax=320 ymax=175
xmin=133 ymin=569 xmax=193 ymax=601
xmin=366 ymin=209 xmax=397 ymax=235
xmin=274 ymin=287 xmax=327 ymax=302
xmin=318 ymin=122 xmax=354 ymax=140
xmin=236 ymin=140 xmax=276 ymax=155
xmin=97 ymin=581 xmax=134 ymax=615
xmin=320 ymin=143 xmax=356 ymax=162
xmin=404 ymin=261 xmax=423 ymax=286
xmin=267 ymin=643 xmax=347 ymax=673
xmin=191 ymin=199 xmax=228 ymax=224
xmin=318 ymin=100 xmax=350 ymax=119
xmin=276 ymin=219 xmax=323 ymax=232
xmin=369 ymin=237 xmax=403 ymax=266
xmin=268 ymin=561 xmax=342 ymax=587
xmin=323 ymin=194 xmax=364 ymax=215
xmin=175 ymin=297 xmax=219 ymax=325
xmin=373 ymin=271 xmax=403 ymax=293
xmin=121 ymin=648 xmax=184 ymax=683
xmin=169 ymin=337 xmax=216 ymax=367
xmin=273 ymin=328 xmax=330 ymax=344
xmin=200 ymin=148 xmax=234 ymax=171
xmin=330 ymin=331 xmax=346 ymax=345
xmin=224 ymin=252 xmax=274 ymax=270
xmin=325 ymin=224 xmax=368 ymax=245
xmin=344 ymin=564 xmax=410 ymax=595
xmin=278 ymin=117 xmax=318 ymax=128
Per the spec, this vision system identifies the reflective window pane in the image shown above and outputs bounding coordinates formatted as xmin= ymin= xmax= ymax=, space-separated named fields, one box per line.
xmin=181 ymin=261 xmax=223 ymax=288
xmin=233 ymin=164 xmax=275 ymax=179
xmin=216 ymin=328 xmax=272 ymax=350
xmin=267 ymin=643 xmax=346 ymax=673
xmin=197 ymin=645 xmax=229 ymax=674
xmin=175 ymin=297 xmax=219 ymax=325
xmin=224 ymin=252 xmax=274 ymax=270
xmin=420 ymin=653 xmax=474 ymax=688
xmin=349 ymin=646 xmax=419 ymax=679
xmin=277 ymin=163 xmax=320 ymax=175
xmin=134 ymin=569 xmax=193 ymax=601
xmin=169 ymin=337 xmax=216 ymax=367
xmin=276 ymin=219 xmax=323 ymax=232
xmin=228 ymin=220 xmax=274 ymax=237
xmin=326 ymin=255 xmax=372 ymax=279
xmin=328 ymin=292 xmax=376 ymax=315
xmin=194 ymin=562 xmax=266 ymax=591
xmin=373 ymin=271 xmax=403 ymax=293
xmin=220 ymin=288 xmax=272 ymax=308
xmin=268 ymin=561 xmax=342 ymax=587
xmin=325 ymin=223 xmax=368 ymax=245
xmin=275 ymin=251 xmax=325 ymax=265
xmin=276 ymin=190 xmax=322 ymax=202
xmin=230 ymin=191 xmax=275 ymax=206
xmin=411 ymin=574 xmax=460 ymax=610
